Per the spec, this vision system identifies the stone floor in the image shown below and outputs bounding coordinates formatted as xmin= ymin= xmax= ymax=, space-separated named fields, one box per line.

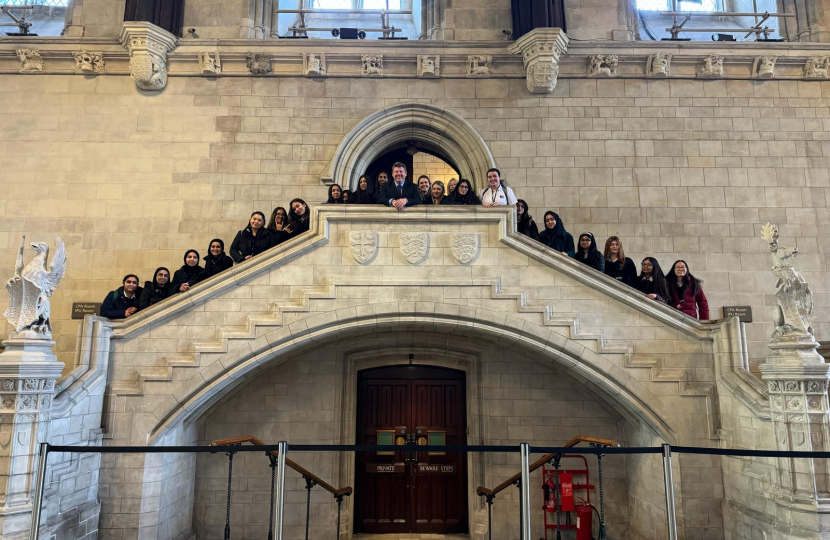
xmin=353 ymin=535 xmax=470 ymax=539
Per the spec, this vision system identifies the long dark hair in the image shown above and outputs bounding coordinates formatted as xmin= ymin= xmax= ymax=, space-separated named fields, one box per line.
xmin=516 ymin=199 xmax=533 ymax=225
xmin=327 ymin=184 xmax=344 ymax=204
xmin=288 ymin=198 xmax=309 ymax=228
xmin=450 ymin=179 xmax=481 ymax=205
xmin=639 ymin=257 xmax=670 ymax=301
xmin=353 ymin=174 xmax=378 ymax=204
xmin=669 ymin=259 xmax=703 ymax=296
xmin=577 ymin=232 xmax=602 ymax=264
xmin=267 ymin=207 xmax=288 ymax=231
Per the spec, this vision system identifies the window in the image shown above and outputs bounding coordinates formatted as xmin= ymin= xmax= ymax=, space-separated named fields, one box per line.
xmin=280 ymin=0 xmax=418 ymax=39
xmin=636 ymin=0 xmax=781 ymax=41
xmin=1 ymin=1 xmax=67 ymax=36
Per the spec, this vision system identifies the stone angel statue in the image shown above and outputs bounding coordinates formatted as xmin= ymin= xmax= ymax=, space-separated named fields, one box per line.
xmin=760 ymin=223 xmax=814 ymax=340
xmin=3 ymin=235 xmax=67 ymax=335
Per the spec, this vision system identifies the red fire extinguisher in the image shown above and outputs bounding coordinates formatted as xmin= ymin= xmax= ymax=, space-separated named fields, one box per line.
xmin=544 ymin=476 xmax=556 ymax=510
xmin=576 ymin=502 xmax=594 ymax=540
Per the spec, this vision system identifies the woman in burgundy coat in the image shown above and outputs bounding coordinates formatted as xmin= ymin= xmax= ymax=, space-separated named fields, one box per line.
xmin=668 ymin=260 xmax=709 ymax=320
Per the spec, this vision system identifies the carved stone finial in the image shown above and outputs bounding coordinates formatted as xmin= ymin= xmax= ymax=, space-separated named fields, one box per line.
xmin=417 ymin=55 xmax=439 ymax=77
xmin=467 ymin=55 xmax=491 ymax=77
xmin=804 ymin=57 xmax=830 ymax=80
xmin=246 ymin=53 xmax=272 ymax=75
xmin=753 ymin=56 xmax=776 ymax=79
xmin=588 ymin=55 xmax=618 ymax=77
xmin=74 ymin=51 xmax=105 ymax=73
xmin=508 ymin=28 xmax=569 ymax=94
xmin=3 ymin=235 xmax=66 ymax=337
xmin=647 ymin=53 xmax=671 ymax=77
xmin=697 ymin=54 xmax=724 ymax=78
xmin=119 ymin=22 xmax=177 ymax=91
xmin=16 ymin=49 xmax=43 ymax=73
xmin=361 ymin=54 xmax=383 ymax=76
xmin=198 ymin=52 xmax=221 ymax=75
xmin=303 ymin=52 xmax=325 ymax=76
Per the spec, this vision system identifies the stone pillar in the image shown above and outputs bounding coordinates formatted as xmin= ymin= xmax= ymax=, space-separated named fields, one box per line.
xmin=781 ymin=0 xmax=830 ymax=43
xmin=757 ymin=223 xmax=830 ymax=536
xmin=0 ymin=333 xmax=64 ymax=540
xmin=508 ymin=27 xmax=569 ymax=94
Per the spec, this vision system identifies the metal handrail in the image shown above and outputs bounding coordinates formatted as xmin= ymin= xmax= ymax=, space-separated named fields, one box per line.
xmin=475 ymin=435 xmax=618 ymax=498
xmin=210 ymin=435 xmax=353 ymax=497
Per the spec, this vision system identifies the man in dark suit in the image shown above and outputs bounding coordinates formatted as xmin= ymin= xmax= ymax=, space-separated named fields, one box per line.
xmin=378 ymin=162 xmax=422 ymax=210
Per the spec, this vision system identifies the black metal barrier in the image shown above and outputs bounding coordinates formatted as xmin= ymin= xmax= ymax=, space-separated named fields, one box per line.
xmin=31 ymin=442 xmax=830 ymax=540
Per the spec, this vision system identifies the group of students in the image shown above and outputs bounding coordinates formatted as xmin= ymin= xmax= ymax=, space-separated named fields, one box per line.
xmin=100 ymin=162 xmax=708 ymax=321
xmin=99 ymin=199 xmax=313 ymax=319
xmin=324 ymin=163 xmax=517 ymax=207
xmin=514 ymin=208 xmax=709 ymax=320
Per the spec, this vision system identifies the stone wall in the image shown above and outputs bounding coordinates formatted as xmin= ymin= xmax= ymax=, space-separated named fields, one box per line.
xmin=192 ymin=343 xmax=632 ymax=540
xmin=0 ymin=73 xmax=826 ymax=375
xmin=412 ymin=152 xmax=458 ymax=189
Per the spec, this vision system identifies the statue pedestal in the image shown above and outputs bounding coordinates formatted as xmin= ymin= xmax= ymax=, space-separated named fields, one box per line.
xmin=0 ymin=333 xmax=63 ymax=540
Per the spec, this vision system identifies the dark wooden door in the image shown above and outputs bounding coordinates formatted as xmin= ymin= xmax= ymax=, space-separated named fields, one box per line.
xmin=354 ymin=365 xmax=468 ymax=534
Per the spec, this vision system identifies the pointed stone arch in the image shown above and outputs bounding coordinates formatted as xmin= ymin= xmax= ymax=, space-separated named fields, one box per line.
xmin=321 ymin=102 xmax=497 ymax=191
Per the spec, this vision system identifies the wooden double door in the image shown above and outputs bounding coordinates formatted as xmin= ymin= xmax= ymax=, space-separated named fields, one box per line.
xmin=354 ymin=365 xmax=468 ymax=535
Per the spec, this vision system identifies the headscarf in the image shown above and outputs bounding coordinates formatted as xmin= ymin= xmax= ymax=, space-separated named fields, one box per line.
xmin=151 ymin=267 xmax=172 ymax=292
xmin=204 ymin=239 xmax=225 ymax=264
xmin=180 ymin=249 xmax=202 ymax=281
xmin=543 ymin=211 xmax=566 ymax=236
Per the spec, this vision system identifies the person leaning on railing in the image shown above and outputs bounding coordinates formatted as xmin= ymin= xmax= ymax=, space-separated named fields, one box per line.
xmin=378 ymin=162 xmax=422 ymax=211
xmin=668 ymin=260 xmax=709 ymax=320
xmin=139 ymin=267 xmax=174 ymax=310
xmin=230 ymin=211 xmax=278 ymax=263
xmin=100 ymin=274 xmax=143 ymax=319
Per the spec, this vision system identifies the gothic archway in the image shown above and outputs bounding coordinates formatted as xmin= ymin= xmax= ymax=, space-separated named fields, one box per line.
xmin=321 ymin=102 xmax=497 ymax=190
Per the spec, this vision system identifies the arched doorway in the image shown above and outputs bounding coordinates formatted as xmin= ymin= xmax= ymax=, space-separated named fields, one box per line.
xmin=354 ymin=365 xmax=468 ymax=534
xmin=320 ymin=102 xmax=496 ymax=191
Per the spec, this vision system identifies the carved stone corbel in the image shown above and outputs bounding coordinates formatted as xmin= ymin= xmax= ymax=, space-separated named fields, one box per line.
xmin=119 ymin=21 xmax=178 ymax=91
xmin=508 ymin=28 xmax=569 ymax=94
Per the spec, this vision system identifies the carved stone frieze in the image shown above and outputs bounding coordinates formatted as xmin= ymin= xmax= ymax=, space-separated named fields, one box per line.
xmin=753 ymin=56 xmax=776 ymax=79
xmin=804 ymin=57 xmax=830 ymax=79
xmin=198 ymin=52 xmax=221 ymax=75
xmin=246 ymin=53 xmax=272 ymax=75
xmin=508 ymin=27 xmax=569 ymax=94
xmin=647 ymin=53 xmax=671 ymax=77
xmin=74 ymin=51 xmax=105 ymax=73
xmin=417 ymin=55 xmax=439 ymax=77
xmin=467 ymin=55 xmax=491 ymax=77
xmin=697 ymin=54 xmax=724 ymax=78
xmin=588 ymin=55 xmax=618 ymax=77
xmin=349 ymin=231 xmax=378 ymax=264
xmin=16 ymin=49 xmax=43 ymax=73
xmin=119 ymin=22 xmax=178 ymax=91
xmin=303 ymin=52 xmax=325 ymax=76
xmin=361 ymin=54 xmax=383 ymax=76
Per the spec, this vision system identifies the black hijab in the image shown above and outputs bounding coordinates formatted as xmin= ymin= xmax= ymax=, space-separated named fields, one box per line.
xmin=150 ymin=267 xmax=172 ymax=292
xmin=204 ymin=239 xmax=225 ymax=264
xmin=179 ymin=249 xmax=202 ymax=281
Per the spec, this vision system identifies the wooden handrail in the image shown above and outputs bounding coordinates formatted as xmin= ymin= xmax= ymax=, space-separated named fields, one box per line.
xmin=476 ymin=436 xmax=619 ymax=498
xmin=210 ymin=436 xmax=353 ymax=498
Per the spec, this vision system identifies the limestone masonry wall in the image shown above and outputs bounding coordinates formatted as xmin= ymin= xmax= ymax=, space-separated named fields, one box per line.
xmin=0 ymin=74 xmax=827 ymax=378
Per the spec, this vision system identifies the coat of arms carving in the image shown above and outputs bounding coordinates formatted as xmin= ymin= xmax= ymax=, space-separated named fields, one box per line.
xmin=349 ymin=231 xmax=378 ymax=265
xmin=400 ymin=232 xmax=429 ymax=264
xmin=451 ymin=233 xmax=479 ymax=265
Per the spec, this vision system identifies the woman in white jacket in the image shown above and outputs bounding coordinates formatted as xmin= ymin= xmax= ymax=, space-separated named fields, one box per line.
xmin=480 ymin=168 xmax=518 ymax=207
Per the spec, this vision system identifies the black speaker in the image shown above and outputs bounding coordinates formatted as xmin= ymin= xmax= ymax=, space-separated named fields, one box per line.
xmin=339 ymin=27 xmax=359 ymax=39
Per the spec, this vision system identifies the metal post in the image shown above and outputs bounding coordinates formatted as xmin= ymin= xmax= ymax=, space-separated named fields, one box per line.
xmin=519 ymin=442 xmax=532 ymax=540
xmin=271 ymin=441 xmax=288 ymax=540
xmin=661 ymin=443 xmax=678 ymax=540
xmin=28 ymin=442 xmax=49 ymax=540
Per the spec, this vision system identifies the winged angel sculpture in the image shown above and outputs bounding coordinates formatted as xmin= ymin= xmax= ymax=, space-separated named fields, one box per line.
xmin=3 ymin=236 xmax=66 ymax=335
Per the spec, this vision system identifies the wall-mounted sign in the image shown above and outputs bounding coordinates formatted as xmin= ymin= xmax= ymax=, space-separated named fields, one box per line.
xmin=71 ymin=302 xmax=101 ymax=319
xmin=417 ymin=464 xmax=455 ymax=473
xmin=368 ymin=464 xmax=404 ymax=473
xmin=723 ymin=306 xmax=753 ymax=323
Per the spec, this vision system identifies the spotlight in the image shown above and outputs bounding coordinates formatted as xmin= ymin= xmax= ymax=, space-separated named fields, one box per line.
xmin=713 ymin=33 xmax=736 ymax=41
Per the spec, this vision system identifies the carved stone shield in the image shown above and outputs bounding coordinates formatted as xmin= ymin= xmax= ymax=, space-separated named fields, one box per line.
xmin=451 ymin=233 xmax=479 ymax=265
xmin=400 ymin=232 xmax=428 ymax=264
xmin=349 ymin=231 xmax=378 ymax=265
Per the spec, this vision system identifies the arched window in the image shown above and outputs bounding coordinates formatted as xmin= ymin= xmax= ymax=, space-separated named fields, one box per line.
xmin=275 ymin=0 xmax=420 ymax=39
xmin=1 ymin=0 xmax=67 ymax=36
xmin=636 ymin=0 xmax=783 ymax=41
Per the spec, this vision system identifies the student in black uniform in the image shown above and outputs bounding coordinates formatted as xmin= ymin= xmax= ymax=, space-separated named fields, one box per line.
xmin=603 ymin=236 xmax=637 ymax=287
xmin=230 ymin=211 xmax=277 ymax=262
xmin=573 ymin=232 xmax=604 ymax=272
xmin=139 ymin=267 xmax=174 ymax=309
xmin=202 ymin=239 xmax=234 ymax=279
xmin=636 ymin=257 xmax=670 ymax=304
xmin=100 ymin=274 xmax=142 ymax=319
xmin=171 ymin=250 xmax=204 ymax=293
